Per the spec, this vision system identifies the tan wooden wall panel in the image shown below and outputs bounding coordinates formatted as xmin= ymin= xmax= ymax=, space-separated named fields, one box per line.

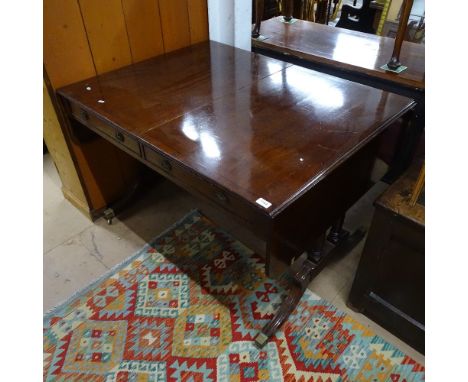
xmin=79 ymin=0 xmax=132 ymax=73
xmin=188 ymin=0 xmax=209 ymax=44
xmin=43 ymin=0 xmax=96 ymax=89
xmin=159 ymin=0 xmax=191 ymax=52
xmin=44 ymin=0 xmax=209 ymax=217
xmin=122 ymin=0 xmax=165 ymax=62
xmin=43 ymin=81 xmax=89 ymax=214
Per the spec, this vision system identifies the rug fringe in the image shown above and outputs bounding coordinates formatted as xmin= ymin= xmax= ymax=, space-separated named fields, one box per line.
xmin=43 ymin=209 xmax=201 ymax=321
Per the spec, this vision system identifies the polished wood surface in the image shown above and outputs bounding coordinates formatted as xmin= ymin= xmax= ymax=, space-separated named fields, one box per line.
xmin=58 ymin=41 xmax=414 ymax=217
xmin=252 ymin=17 xmax=425 ymax=89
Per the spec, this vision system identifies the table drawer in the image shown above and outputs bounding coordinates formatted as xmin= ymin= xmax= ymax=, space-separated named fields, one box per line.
xmin=70 ymin=102 xmax=140 ymax=156
xmin=142 ymin=144 xmax=266 ymax=228
xmin=143 ymin=145 xmax=231 ymax=204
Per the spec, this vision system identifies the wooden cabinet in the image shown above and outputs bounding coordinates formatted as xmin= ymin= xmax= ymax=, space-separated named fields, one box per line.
xmin=348 ymin=163 xmax=425 ymax=353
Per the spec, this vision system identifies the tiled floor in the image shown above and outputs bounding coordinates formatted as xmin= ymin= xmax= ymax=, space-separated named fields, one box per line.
xmin=43 ymin=154 xmax=424 ymax=364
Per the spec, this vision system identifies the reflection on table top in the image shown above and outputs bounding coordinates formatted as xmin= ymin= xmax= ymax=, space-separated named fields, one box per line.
xmin=58 ymin=41 xmax=414 ymax=216
xmin=253 ymin=17 xmax=425 ymax=90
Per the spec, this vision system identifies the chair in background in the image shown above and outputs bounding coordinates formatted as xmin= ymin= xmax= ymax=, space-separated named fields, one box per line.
xmin=336 ymin=0 xmax=377 ymax=34
xmin=405 ymin=16 xmax=425 ymax=43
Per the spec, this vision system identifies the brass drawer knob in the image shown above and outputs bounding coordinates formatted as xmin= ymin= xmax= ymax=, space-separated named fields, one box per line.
xmin=215 ymin=190 xmax=228 ymax=203
xmin=115 ymin=131 xmax=125 ymax=142
xmin=161 ymin=159 xmax=172 ymax=172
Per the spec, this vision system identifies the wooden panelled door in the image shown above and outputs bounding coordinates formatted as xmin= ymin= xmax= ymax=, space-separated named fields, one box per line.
xmin=43 ymin=0 xmax=209 ymax=218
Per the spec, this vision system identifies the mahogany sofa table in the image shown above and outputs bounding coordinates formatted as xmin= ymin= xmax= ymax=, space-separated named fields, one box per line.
xmin=57 ymin=41 xmax=414 ymax=347
xmin=252 ymin=17 xmax=425 ymax=181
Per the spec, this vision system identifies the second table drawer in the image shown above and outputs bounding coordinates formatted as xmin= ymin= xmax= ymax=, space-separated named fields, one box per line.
xmin=142 ymin=144 xmax=268 ymax=232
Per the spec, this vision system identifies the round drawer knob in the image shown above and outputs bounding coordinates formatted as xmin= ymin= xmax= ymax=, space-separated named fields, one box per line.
xmin=115 ymin=131 xmax=125 ymax=142
xmin=161 ymin=159 xmax=172 ymax=172
xmin=215 ymin=190 xmax=228 ymax=203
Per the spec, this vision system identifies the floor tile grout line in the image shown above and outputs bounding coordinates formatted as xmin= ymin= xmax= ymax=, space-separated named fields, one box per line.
xmin=88 ymin=251 xmax=111 ymax=270
xmin=43 ymin=217 xmax=109 ymax=257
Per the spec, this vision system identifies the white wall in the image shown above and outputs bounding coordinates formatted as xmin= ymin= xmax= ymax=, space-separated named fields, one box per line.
xmin=207 ymin=0 xmax=252 ymax=51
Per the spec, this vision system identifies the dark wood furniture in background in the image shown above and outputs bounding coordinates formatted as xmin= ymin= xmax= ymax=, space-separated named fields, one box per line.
xmin=370 ymin=1 xmax=384 ymax=32
xmin=57 ymin=41 xmax=414 ymax=347
xmin=252 ymin=0 xmax=280 ymax=22
xmin=336 ymin=0 xmax=378 ymax=34
xmin=348 ymin=163 xmax=425 ymax=353
xmin=314 ymin=0 xmax=330 ymax=24
xmin=252 ymin=18 xmax=424 ymax=181
xmin=252 ymin=0 xmax=334 ymax=38
xmin=252 ymin=0 xmax=280 ymax=38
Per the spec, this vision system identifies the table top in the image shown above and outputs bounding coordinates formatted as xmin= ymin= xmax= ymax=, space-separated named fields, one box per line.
xmin=253 ymin=17 xmax=425 ymax=90
xmin=58 ymin=41 xmax=414 ymax=217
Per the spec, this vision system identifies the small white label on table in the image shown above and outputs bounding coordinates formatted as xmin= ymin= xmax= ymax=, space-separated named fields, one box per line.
xmin=256 ymin=198 xmax=272 ymax=209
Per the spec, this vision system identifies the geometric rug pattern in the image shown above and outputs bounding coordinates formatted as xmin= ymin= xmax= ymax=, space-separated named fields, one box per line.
xmin=44 ymin=211 xmax=425 ymax=381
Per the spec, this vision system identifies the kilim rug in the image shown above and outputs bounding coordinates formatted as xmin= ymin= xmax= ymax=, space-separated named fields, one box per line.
xmin=44 ymin=211 xmax=425 ymax=381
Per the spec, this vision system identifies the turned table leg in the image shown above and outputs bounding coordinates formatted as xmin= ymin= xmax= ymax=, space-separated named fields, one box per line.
xmin=386 ymin=0 xmax=414 ymax=70
xmin=283 ymin=0 xmax=294 ymax=22
xmin=252 ymin=0 xmax=265 ymax=38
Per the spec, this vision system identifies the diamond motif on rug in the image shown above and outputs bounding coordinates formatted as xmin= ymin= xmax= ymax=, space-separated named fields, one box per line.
xmin=217 ymin=341 xmax=283 ymax=382
xmin=135 ymin=273 xmax=189 ymax=317
xmin=61 ymin=320 xmax=127 ymax=374
xmin=44 ymin=210 xmax=424 ymax=381
xmin=124 ymin=317 xmax=173 ymax=361
xmin=172 ymin=304 xmax=232 ymax=358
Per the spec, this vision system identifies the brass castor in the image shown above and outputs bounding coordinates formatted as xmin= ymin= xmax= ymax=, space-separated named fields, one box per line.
xmin=103 ymin=208 xmax=115 ymax=225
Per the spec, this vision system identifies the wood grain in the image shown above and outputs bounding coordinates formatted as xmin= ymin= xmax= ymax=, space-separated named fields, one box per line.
xmin=58 ymin=41 xmax=415 ymax=281
xmin=43 ymin=0 xmax=96 ymax=88
xmin=43 ymin=81 xmax=89 ymax=214
xmin=58 ymin=41 xmax=415 ymax=215
xmin=378 ymin=162 xmax=424 ymax=225
xmin=188 ymin=0 xmax=209 ymax=44
xmin=79 ymin=0 xmax=132 ymax=73
xmin=159 ymin=0 xmax=191 ymax=52
xmin=122 ymin=0 xmax=165 ymax=62
xmin=410 ymin=161 xmax=424 ymax=206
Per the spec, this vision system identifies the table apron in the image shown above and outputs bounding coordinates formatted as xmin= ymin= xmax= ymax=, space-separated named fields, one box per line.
xmin=63 ymin=97 xmax=272 ymax=239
